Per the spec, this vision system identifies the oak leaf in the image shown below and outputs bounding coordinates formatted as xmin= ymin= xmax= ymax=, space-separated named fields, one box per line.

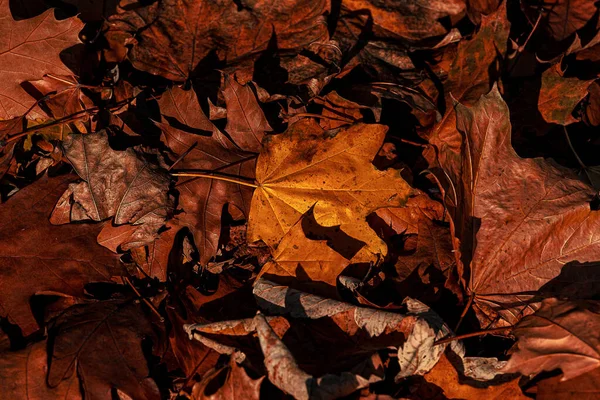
xmin=247 ymin=119 xmax=414 ymax=257
xmin=51 ymin=130 xmax=174 ymax=250
xmin=446 ymin=86 xmax=600 ymax=326
xmin=0 ymin=174 xmax=121 ymax=336
xmin=48 ymin=299 xmax=161 ymax=400
xmin=0 ymin=0 xmax=83 ymax=119
xmin=504 ymin=298 xmax=600 ymax=381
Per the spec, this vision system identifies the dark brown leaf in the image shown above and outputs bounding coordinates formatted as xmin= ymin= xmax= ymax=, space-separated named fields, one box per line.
xmin=0 ymin=174 xmax=121 ymax=336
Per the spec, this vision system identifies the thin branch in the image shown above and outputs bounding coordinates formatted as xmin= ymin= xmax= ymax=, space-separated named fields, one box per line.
xmin=454 ymin=293 xmax=474 ymax=332
xmin=172 ymin=172 xmax=258 ymax=188
xmin=434 ymin=326 xmax=513 ymax=346
xmin=123 ymin=277 xmax=164 ymax=322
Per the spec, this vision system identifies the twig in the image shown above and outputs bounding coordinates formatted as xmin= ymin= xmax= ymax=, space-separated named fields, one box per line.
xmin=123 ymin=276 xmax=164 ymax=322
xmin=454 ymin=293 xmax=474 ymax=332
xmin=171 ymin=172 xmax=258 ymax=188
xmin=434 ymin=326 xmax=513 ymax=346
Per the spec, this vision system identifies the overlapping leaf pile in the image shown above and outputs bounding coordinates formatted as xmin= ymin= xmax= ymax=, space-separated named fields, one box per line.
xmin=2 ymin=0 xmax=600 ymax=398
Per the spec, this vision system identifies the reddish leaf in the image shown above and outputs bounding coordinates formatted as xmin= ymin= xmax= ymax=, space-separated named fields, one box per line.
xmin=0 ymin=174 xmax=121 ymax=336
xmin=51 ymin=130 xmax=174 ymax=250
xmin=48 ymin=299 xmax=161 ymax=400
xmin=447 ymin=86 xmax=600 ymax=326
xmin=191 ymin=357 xmax=263 ymax=400
xmin=105 ymin=0 xmax=329 ymax=81
xmin=504 ymin=298 xmax=600 ymax=381
xmin=0 ymin=341 xmax=82 ymax=399
xmin=0 ymin=1 xmax=83 ymax=119
xmin=222 ymin=75 xmax=272 ymax=153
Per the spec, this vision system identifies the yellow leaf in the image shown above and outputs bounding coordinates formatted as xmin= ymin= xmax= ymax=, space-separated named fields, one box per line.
xmin=247 ymin=119 xmax=414 ymax=256
xmin=257 ymin=212 xmax=374 ymax=296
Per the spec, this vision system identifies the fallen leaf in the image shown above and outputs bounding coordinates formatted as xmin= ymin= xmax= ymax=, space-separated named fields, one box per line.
xmin=247 ymin=119 xmax=414 ymax=257
xmin=424 ymin=4 xmax=509 ymax=180
xmin=521 ymin=0 xmax=599 ymax=42
xmin=254 ymin=312 xmax=383 ymax=400
xmin=0 ymin=341 xmax=82 ymax=400
xmin=0 ymin=174 xmax=121 ymax=336
xmin=105 ymin=0 xmax=329 ymax=81
xmin=445 ymin=85 xmax=600 ymax=326
xmin=254 ymin=279 xmax=452 ymax=379
xmin=538 ymin=67 xmax=591 ymax=125
xmin=257 ymin=211 xmax=373 ymax=296
xmin=48 ymin=299 xmax=161 ymax=400
xmin=504 ymin=298 xmax=600 ymax=381
xmin=191 ymin=357 xmax=263 ymax=400
xmin=156 ymin=100 xmax=256 ymax=264
xmin=51 ymin=130 xmax=174 ymax=250
xmin=422 ymin=353 xmax=527 ymax=399
xmin=222 ymin=75 xmax=272 ymax=153
xmin=0 ymin=1 xmax=83 ymax=119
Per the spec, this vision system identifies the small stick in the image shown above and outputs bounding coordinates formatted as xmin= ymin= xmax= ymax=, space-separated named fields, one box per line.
xmin=434 ymin=326 xmax=513 ymax=346
xmin=454 ymin=293 xmax=474 ymax=332
xmin=168 ymin=142 xmax=197 ymax=171
xmin=171 ymin=172 xmax=258 ymax=188
xmin=123 ymin=276 xmax=164 ymax=322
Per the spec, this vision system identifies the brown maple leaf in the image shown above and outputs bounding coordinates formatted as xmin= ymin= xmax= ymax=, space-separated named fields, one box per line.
xmin=444 ymin=86 xmax=600 ymax=326
xmin=537 ymin=66 xmax=592 ymax=125
xmin=104 ymin=0 xmax=329 ymax=82
xmin=51 ymin=130 xmax=174 ymax=250
xmin=48 ymin=299 xmax=161 ymax=400
xmin=504 ymin=298 xmax=600 ymax=381
xmin=0 ymin=0 xmax=83 ymax=120
xmin=0 ymin=174 xmax=121 ymax=336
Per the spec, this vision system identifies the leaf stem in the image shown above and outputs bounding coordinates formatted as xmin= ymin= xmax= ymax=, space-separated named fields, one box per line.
xmin=434 ymin=326 xmax=513 ymax=346
xmin=172 ymin=172 xmax=258 ymax=188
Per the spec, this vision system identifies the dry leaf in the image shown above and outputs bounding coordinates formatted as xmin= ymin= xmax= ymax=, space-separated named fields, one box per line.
xmin=0 ymin=174 xmax=121 ymax=336
xmin=446 ymin=85 xmax=600 ymax=326
xmin=0 ymin=1 xmax=83 ymax=119
xmin=504 ymin=298 xmax=600 ymax=381
xmin=248 ymin=119 xmax=414 ymax=256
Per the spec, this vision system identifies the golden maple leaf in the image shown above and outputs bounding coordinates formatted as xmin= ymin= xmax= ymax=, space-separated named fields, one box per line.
xmin=247 ymin=119 xmax=414 ymax=256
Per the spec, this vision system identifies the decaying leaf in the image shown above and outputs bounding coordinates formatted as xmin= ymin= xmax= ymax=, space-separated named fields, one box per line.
xmin=191 ymin=357 xmax=263 ymax=400
xmin=538 ymin=67 xmax=592 ymax=125
xmin=51 ymin=130 xmax=174 ymax=250
xmin=248 ymin=119 xmax=414 ymax=256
